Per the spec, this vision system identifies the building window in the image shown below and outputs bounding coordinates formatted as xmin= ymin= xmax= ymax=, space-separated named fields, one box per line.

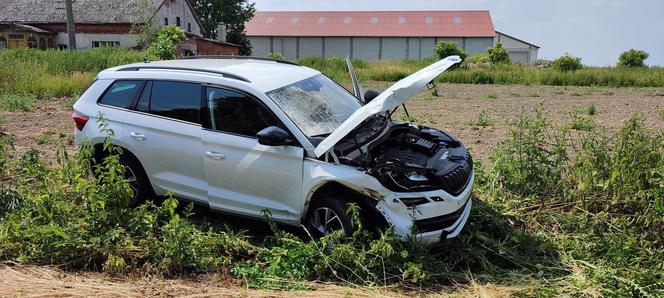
xmin=371 ymin=17 xmax=378 ymax=24
xmin=453 ymin=16 xmax=462 ymax=24
xmin=8 ymin=33 xmax=24 ymax=39
xmin=318 ymin=16 xmax=325 ymax=23
xmin=27 ymin=36 xmax=37 ymax=48
xmin=164 ymin=18 xmax=168 ymax=25
xmin=344 ymin=17 xmax=352 ymax=24
xmin=187 ymin=22 xmax=191 ymax=32
xmin=291 ymin=16 xmax=300 ymax=23
xmin=39 ymin=37 xmax=46 ymax=49
xmin=398 ymin=16 xmax=406 ymax=24
xmin=176 ymin=17 xmax=181 ymax=27
xmin=0 ymin=36 xmax=6 ymax=49
xmin=266 ymin=16 xmax=274 ymax=23
xmin=425 ymin=17 xmax=433 ymax=24
xmin=92 ymin=41 xmax=120 ymax=48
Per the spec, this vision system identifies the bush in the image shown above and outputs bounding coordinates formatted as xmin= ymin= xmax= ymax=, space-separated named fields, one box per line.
xmin=618 ymin=49 xmax=649 ymax=68
xmin=552 ymin=54 xmax=583 ymax=72
xmin=434 ymin=41 xmax=467 ymax=68
xmin=148 ymin=25 xmax=186 ymax=60
xmin=487 ymin=43 xmax=511 ymax=65
xmin=466 ymin=53 xmax=490 ymax=64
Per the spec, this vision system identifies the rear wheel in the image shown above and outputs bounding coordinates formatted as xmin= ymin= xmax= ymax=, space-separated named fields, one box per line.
xmin=119 ymin=155 xmax=153 ymax=207
xmin=305 ymin=196 xmax=357 ymax=239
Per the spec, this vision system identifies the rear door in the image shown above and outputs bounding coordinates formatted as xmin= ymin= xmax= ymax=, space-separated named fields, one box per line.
xmin=201 ymin=86 xmax=304 ymax=224
xmin=122 ymin=80 xmax=208 ymax=204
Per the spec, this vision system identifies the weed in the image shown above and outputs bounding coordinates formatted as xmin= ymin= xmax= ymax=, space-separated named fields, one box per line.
xmin=585 ymin=103 xmax=597 ymax=115
xmin=509 ymin=92 xmax=522 ymax=98
xmin=0 ymin=94 xmax=36 ymax=112
xmin=527 ymin=92 xmax=540 ymax=97
xmin=471 ymin=109 xmax=495 ymax=127
xmin=659 ymin=109 xmax=664 ymax=121
xmin=570 ymin=113 xmax=596 ymax=131
xmin=34 ymin=135 xmax=49 ymax=145
xmin=431 ymin=88 xmax=439 ymax=97
xmin=486 ymin=92 xmax=498 ymax=99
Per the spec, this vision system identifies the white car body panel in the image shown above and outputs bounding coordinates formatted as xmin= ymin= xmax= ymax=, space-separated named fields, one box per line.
xmin=73 ymin=57 xmax=473 ymax=246
xmin=314 ymin=56 xmax=461 ymax=157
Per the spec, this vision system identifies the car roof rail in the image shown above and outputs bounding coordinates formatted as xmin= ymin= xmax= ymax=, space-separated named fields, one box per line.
xmin=179 ymin=55 xmax=301 ymax=66
xmin=116 ymin=65 xmax=251 ymax=83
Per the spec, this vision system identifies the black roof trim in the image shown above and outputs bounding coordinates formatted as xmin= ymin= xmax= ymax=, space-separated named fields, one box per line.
xmin=116 ymin=65 xmax=251 ymax=83
xmin=179 ymin=55 xmax=301 ymax=66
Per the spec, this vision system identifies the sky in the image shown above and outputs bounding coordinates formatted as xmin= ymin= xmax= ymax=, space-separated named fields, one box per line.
xmin=250 ymin=0 xmax=664 ymax=66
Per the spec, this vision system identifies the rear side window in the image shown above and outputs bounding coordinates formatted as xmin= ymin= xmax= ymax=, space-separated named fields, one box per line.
xmin=99 ymin=80 xmax=142 ymax=108
xmin=207 ymin=87 xmax=280 ymax=137
xmin=149 ymin=81 xmax=201 ymax=124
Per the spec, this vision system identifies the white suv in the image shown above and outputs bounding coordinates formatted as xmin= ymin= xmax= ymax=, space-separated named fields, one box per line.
xmin=72 ymin=56 xmax=473 ymax=245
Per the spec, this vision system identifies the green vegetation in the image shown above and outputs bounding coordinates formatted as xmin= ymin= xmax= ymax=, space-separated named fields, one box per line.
xmin=434 ymin=41 xmax=466 ymax=69
xmin=192 ymin=0 xmax=256 ymax=55
xmin=0 ymin=94 xmax=36 ymax=112
xmin=570 ymin=113 xmax=596 ymax=131
xmin=552 ymin=53 xmax=584 ymax=72
xmin=149 ymin=25 xmax=186 ymax=60
xmin=619 ymin=49 xmax=650 ymax=68
xmin=471 ymin=109 xmax=495 ymax=127
xmin=585 ymin=103 xmax=597 ymax=115
xmin=0 ymin=48 xmax=153 ymax=98
xmin=487 ymin=43 xmax=511 ymax=65
xmin=0 ymin=110 xmax=660 ymax=296
xmin=486 ymin=92 xmax=498 ymax=99
xmin=265 ymin=52 xmax=286 ymax=60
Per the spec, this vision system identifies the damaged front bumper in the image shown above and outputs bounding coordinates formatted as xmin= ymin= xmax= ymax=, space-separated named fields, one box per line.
xmin=374 ymin=171 xmax=474 ymax=244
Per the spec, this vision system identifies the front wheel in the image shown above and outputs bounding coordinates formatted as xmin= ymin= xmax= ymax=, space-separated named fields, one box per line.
xmin=305 ymin=197 xmax=358 ymax=239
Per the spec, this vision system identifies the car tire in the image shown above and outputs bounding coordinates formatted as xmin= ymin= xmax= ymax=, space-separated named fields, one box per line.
xmin=119 ymin=155 xmax=154 ymax=208
xmin=305 ymin=196 xmax=359 ymax=239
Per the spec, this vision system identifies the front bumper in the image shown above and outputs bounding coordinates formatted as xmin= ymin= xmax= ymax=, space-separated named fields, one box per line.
xmin=374 ymin=171 xmax=474 ymax=244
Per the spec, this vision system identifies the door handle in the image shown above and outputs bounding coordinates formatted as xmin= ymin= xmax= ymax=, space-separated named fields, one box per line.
xmin=129 ymin=132 xmax=146 ymax=140
xmin=205 ymin=151 xmax=225 ymax=160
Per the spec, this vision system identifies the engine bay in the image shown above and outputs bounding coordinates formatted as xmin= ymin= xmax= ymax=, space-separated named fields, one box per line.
xmin=331 ymin=117 xmax=473 ymax=195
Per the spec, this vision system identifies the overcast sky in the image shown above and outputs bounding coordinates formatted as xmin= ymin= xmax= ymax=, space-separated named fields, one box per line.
xmin=250 ymin=0 xmax=664 ymax=66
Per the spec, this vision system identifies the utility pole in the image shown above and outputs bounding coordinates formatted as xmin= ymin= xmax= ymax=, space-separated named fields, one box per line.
xmin=65 ymin=0 xmax=76 ymax=50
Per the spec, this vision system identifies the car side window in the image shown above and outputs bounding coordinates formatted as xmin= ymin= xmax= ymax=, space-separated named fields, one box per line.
xmin=135 ymin=81 xmax=152 ymax=113
xmin=207 ymin=87 xmax=279 ymax=137
xmin=149 ymin=81 xmax=201 ymax=124
xmin=99 ymin=80 xmax=142 ymax=109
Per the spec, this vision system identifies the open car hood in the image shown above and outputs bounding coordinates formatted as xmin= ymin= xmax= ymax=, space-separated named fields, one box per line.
xmin=313 ymin=56 xmax=461 ymax=158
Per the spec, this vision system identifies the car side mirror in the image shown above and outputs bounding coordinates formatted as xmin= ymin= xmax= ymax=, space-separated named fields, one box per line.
xmin=256 ymin=126 xmax=294 ymax=146
xmin=363 ymin=89 xmax=381 ymax=103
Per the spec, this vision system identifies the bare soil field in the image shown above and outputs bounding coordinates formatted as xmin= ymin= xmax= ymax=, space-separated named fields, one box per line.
xmin=2 ymin=83 xmax=662 ymax=162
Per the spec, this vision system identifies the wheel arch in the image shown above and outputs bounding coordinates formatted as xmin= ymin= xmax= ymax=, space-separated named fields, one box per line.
xmin=303 ymin=181 xmax=388 ymax=228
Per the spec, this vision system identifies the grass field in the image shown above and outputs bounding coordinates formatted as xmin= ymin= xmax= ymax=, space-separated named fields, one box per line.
xmin=1 ymin=79 xmax=662 ymax=297
xmin=2 ymin=49 xmax=664 ymax=101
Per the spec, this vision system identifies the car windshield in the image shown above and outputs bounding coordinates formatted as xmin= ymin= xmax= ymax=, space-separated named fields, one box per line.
xmin=267 ymin=74 xmax=362 ymax=138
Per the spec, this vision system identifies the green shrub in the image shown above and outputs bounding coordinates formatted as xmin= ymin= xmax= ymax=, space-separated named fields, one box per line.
xmin=471 ymin=109 xmax=495 ymax=126
xmin=586 ymin=103 xmax=597 ymax=115
xmin=466 ymin=53 xmax=490 ymax=64
xmin=487 ymin=43 xmax=511 ymax=65
xmin=552 ymin=54 xmax=583 ymax=72
xmin=618 ymin=49 xmax=649 ymax=68
xmin=570 ymin=113 xmax=596 ymax=131
xmin=434 ymin=41 xmax=467 ymax=68
xmin=148 ymin=25 xmax=186 ymax=60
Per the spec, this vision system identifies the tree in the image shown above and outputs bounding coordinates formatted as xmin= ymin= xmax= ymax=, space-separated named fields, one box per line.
xmin=487 ymin=43 xmax=511 ymax=65
xmin=434 ymin=41 xmax=466 ymax=69
xmin=618 ymin=49 xmax=649 ymax=68
xmin=552 ymin=53 xmax=583 ymax=72
xmin=149 ymin=25 xmax=186 ymax=60
xmin=193 ymin=0 xmax=256 ymax=56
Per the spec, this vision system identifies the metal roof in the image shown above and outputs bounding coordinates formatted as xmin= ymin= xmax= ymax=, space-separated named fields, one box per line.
xmin=246 ymin=11 xmax=496 ymax=37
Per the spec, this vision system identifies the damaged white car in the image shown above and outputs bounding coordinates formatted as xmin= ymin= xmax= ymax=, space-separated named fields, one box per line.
xmin=73 ymin=55 xmax=473 ymax=245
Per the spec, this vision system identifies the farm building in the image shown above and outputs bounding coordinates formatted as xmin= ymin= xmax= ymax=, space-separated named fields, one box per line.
xmin=0 ymin=0 xmax=239 ymax=56
xmin=246 ymin=11 xmax=539 ymax=64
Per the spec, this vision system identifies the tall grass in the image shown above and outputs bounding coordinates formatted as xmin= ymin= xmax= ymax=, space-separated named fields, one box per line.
xmin=0 ymin=48 xmax=154 ymax=98
xmin=298 ymin=56 xmax=664 ymax=87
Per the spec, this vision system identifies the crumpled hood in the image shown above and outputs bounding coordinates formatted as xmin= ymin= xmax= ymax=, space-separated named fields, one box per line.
xmin=313 ymin=56 xmax=462 ymax=158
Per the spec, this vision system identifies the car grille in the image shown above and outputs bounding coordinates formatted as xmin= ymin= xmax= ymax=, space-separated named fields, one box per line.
xmin=434 ymin=151 xmax=473 ymax=196
xmin=413 ymin=200 xmax=468 ymax=233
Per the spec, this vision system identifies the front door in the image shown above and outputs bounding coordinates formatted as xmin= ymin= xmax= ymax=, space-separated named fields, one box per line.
xmin=201 ymin=87 xmax=304 ymax=224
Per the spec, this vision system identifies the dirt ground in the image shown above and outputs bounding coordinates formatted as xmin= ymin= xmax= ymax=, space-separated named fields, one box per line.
xmin=0 ymin=83 xmax=663 ymax=297
xmin=1 ymin=83 xmax=662 ymax=163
